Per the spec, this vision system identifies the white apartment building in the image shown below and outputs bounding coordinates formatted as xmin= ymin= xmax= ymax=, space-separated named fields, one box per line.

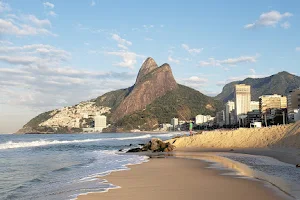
xmin=235 ymin=84 xmax=251 ymax=120
xmin=171 ymin=118 xmax=179 ymax=127
xmin=195 ymin=115 xmax=213 ymax=125
xmin=94 ymin=115 xmax=107 ymax=132
xmin=250 ymin=101 xmax=259 ymax=111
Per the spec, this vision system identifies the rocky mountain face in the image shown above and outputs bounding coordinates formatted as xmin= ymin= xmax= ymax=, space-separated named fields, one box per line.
xmin=216 ymin=71 xmax=300 ymax=102
xmin=112 ymin=59 xmax=178 ymax=121
xmin=17 ymin=57 xmax=222 ymax=133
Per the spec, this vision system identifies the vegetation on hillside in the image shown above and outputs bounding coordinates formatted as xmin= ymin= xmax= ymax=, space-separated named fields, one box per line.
xmin=216 ymin=71 xmax=300 ymax=102
xmin=109 ymin=84 xmax=223 ymax=131
xmin=94 ymin=87 xmax=133 ymax=110
xmin=23 ymin=111 xmax=56 ymax=128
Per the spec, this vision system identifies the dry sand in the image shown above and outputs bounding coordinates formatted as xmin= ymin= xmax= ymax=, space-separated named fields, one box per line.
xmin=168 ymin=122 xmax=300 ymax=149
xmin=77 ymin=158 xmax=289 ymax=200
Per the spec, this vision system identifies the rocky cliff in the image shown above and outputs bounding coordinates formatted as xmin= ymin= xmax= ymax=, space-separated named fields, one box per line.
xmin=112 ymin=59 xmax=178 ymax=121
xmin=17 ymin=57 xmax=222 ymax=133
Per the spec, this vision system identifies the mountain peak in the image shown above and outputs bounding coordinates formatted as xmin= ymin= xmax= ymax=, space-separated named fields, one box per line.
xmin=135 ymin=57 xmax=158 ymax=84
xmin=276 ymin=71 xmax=293 ymax=76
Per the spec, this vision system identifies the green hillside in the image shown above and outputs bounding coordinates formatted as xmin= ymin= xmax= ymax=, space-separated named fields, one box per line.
xmin=107 ymin=84 xmax=223 ymax=131
xmin=216 ymin=71 xmax=300 ymax=102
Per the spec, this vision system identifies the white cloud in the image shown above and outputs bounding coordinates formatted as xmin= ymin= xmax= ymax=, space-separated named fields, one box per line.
xmin=26 ymin=15 xmax=51 ymax=27
xmin=0 ymin=44 xmax=71 ymax=66
xmin=186 ymin=76 xmax=208 ymax=83
xmin=0 ymin=44 xmax=136 ymax=111
xmin=280 ymin=21 xmax=290 ymax=29
xmin=91 ymin=0 xmax=96 ymax=6
xmin=48 ymin=11 xmax=57 ymax=17
xmin=107 ymin=51 xmax=144 ymax=69
xmin=43 ymin=2 xmax=54 ymax=9
xmin=221 ymin=56 xmax=257 ymax=65
xmin=0 ymin=55 xmax=37 ymax=65
xmin=199 ymin=55 xmax=258 ymax=68
xmin=118 ymin=44 xmax=128 ymax=50
xmin=168 ymin=56 xmax=180 ymax=64
xmin=182 ymin=44 xmax=203 ymax=54
xmin=295 ymin=47 xmax=300 ymax=51
xmin=0 ymin=1 xmax=10 ymax=12
xmin=178 ymin=76 xmax=208 ymax=92
xmin=0 ymin=15 xmax=56 ymax=36
xmin=0 ymin=68 xmax=29 ymax=75
xmin=0 ymin=40 xmax=13 ymax=45
xmin=112 ymin=34 xmax=132 ymax=46
xmin=244 ymin=10 xmax=292 ymax=29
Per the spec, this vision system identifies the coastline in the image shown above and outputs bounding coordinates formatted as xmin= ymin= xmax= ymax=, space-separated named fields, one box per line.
xmin=174 ymin=147 xmax=300 ymax=165
xmin=77 ymin=156 xmax=292 ymax=200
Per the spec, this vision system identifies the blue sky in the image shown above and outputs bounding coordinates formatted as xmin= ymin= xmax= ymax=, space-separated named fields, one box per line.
xmin=0 ymin=0 xmax=300 ymax=133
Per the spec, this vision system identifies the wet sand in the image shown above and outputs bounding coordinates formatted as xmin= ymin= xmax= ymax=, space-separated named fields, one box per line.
xmin=77 ymin=157 xmax=289 ymax=200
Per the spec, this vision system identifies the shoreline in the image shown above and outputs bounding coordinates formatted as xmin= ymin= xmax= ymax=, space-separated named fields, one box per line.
xmin=174 ymin=147 xmax=300 ymax=165
xmin=77 ymin=155 xmax=292 ymax=200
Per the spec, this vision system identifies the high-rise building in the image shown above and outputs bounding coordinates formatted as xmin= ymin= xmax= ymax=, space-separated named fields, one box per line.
xmin=234 ymin=84 xmax=251 ymax=120
xmin=94 ymin=115 xmax=107 ymax=132
xmin=287 ymin=88 xmax=300 ymax=121
xmin=225 ymin=101 xmax=235 ymax=125
xmin=259 ymin=94 xmax=287 ymax=114
xmin=250 ymin=101 xmax=259 ymax=111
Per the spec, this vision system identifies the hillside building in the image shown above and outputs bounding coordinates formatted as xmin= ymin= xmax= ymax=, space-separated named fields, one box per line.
xmin=94 ymin=115 xmax=107 ymax=132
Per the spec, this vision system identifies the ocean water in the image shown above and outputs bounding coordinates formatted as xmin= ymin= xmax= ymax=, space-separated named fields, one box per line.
xmin=0 ymin=132 xmax=181 ymax=200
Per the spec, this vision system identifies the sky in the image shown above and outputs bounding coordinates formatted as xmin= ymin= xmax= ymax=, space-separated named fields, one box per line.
xmin=0 ymin=0 xmax=300 ymax=133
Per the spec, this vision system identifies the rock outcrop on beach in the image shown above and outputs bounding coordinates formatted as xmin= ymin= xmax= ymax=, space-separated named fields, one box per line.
xmin=17 ymin=57 xmax=222 ymax=133
xmin=168 ymin=121 xmax=300 ymax=149
xmin=216 ymin=71 xmax=300 ymax=102
xmin=127 ymin=138 xmax=175 ymax=153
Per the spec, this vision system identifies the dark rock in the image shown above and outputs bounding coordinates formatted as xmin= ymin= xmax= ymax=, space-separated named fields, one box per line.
xmin=127 ymin=138 xmax=175 ymax=153
xmin=118 ymin=149 xmax=123 ymax=152
xmin=126 ymin=148 xmax=143 ymax=153
xmin=296 ymin=164 xmax=300 ymax=168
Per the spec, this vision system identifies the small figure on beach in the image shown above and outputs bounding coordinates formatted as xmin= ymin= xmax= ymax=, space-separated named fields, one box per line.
xmin=189 ymin=121 xmax=193 ymax=136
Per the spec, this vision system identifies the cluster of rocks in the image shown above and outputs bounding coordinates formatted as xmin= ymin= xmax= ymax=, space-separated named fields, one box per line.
xmin=127 ymin=138 xmax=175 ymax=153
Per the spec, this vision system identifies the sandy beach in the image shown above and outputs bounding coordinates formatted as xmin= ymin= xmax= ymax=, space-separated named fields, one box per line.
xmin=77 ymin=157 xmax=290 ymax=200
